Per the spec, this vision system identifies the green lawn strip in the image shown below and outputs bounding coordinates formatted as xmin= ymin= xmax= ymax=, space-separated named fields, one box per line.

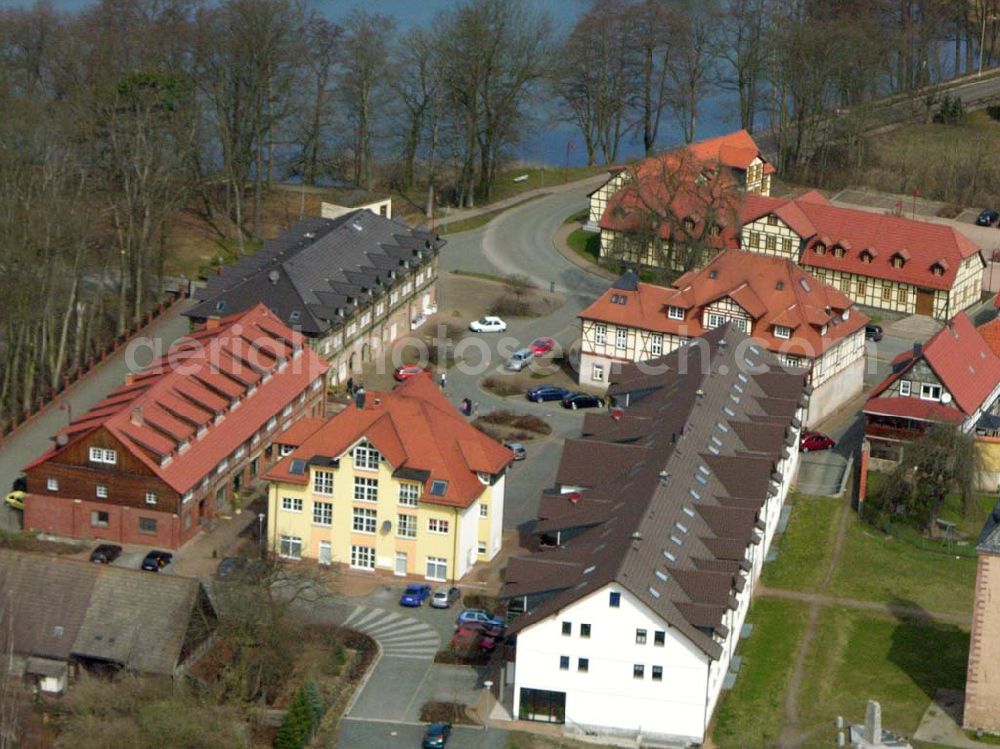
xmin=438 ymin=194 xmax=549 ymax=235
xmin=565 ymin=229 xmax=601 ymax=266
xmin=796 ymin=607 xmax=969 ymax=746
xmin=761 ymin=494 xmax=843 ymax=592
xmin=826 ymin=512 xmax=978 ymax=616
xmin=711 ymin=598 xmax=810 ymax=749
xmin=563 ymin=209 xmax=588 ymax=224
xmin=488 ymin=165 xmax=609 ymax=203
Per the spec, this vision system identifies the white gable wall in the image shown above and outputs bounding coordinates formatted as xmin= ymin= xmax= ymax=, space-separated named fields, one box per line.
xmin=513 ymin=583 xmax=711 ymax=743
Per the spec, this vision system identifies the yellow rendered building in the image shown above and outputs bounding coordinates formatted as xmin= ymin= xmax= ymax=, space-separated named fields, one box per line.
xmin=264 ymin=374 xmax=513 ymax=582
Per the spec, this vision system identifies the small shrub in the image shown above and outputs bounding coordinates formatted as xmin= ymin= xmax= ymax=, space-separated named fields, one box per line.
xmin=489 ymin=296 xmax=533 ymax=317
xmin=419 ymin=701 xmax=477 ymax=725
xmin=476 ymin=410 xmax=550 ymax=435
xmin=481 ymin=376 xmax=525 ymax=397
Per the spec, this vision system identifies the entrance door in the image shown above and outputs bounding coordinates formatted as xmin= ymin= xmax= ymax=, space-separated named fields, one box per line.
xmin=318 ymin=541 xmax=332 ymax=566
xmin=394 ymin=551 xmax=407 ymax=576
xmin=916 ymin=288 xmax=934 ymax=316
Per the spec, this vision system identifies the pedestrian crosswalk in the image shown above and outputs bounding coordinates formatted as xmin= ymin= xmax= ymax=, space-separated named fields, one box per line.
xmin=340 ymin=605 xmax=441 ymax=659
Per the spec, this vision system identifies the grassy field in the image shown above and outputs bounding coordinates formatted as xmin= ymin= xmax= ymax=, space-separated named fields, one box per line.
xmin=488 ymin=165 xmax=609 ymax=203
xmin=712 ymin=599 xmax=810 ymax=749
xmin=826 ymin=512 xmax=978 ymax=616
xmin=866 ymin=471 xmax=996 ymax=538
xmin=565 ymin=228 xmax=600 ymax=266
xmin=796 ymin=608 xmax=969 ymax=747
xmin=438 ymin=194 xmax=549 ymax=235
xmin=761 ymin=494 xmax=843 ymax=592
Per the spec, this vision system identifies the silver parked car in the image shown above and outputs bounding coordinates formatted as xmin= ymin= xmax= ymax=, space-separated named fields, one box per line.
xmin=505 ymin=347 xmax=534 ymax=371
xmin=431 ymin=587 xmax=461 ymax=609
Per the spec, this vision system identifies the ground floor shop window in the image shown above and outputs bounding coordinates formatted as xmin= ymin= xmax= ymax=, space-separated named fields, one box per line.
xmin=519 ymin=688 xmax=566 ymax=723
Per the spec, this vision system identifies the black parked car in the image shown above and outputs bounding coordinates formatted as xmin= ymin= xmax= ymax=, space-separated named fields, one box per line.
xmin=89 ymin=544 xmax=123 ymax=564
xmin=422 ymin=722 xmax=452 ymax=748
xmin=141 ymin=550 xmax=173 ymax=572
xmin=865 ymin=324 xmax=884 ymax=341
xmin=561 ymin=392 xmax=604 ymax=410
xmin=525 ymin=384 xmax=570 ymax=402
xmin=976 ymin=209 xmax=1000 ymax=227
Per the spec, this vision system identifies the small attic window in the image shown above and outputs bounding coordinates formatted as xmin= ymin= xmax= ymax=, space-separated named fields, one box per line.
xmin=814 ymin=243 xmax=826 ymax=254
xmin=215 ymin=300 xmax=226 ymax=312
xmin=775 ymin=280 xmax=784 ymax=290
xmin=663 ymin=550 xmax=676 ymax=562
xmin=832 ymin=245 xmax=845 ymax=258
xmin=610 ymin=294 xmax=628 ymax=305
xmin=289 ymin=310 xmax=301 ymax=322
xmin=289 ymin=459 xmax=307 ymax=475
xmin=708 ymin=270 xmax=718 ymax=279
xmin=655 ymin=570 xmax=668 ymax=582
xmin=767 ymin=214 xmax=778 ymax=226
xmin=932 ymin=264 xmax=944 ymax=277
xmin=892 ymin=253 xmax=907 ymax=268
xmin=860 ymin=250 xmax=873 ymax=264
xmin=430 ymin=480 xmax=448 ymax=496
xmin=799 ymin=278 xmax=811 ymax=293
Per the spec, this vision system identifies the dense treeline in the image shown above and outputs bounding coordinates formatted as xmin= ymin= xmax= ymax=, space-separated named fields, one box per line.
xmin=0 ymin=0 xmax=552 ymax=432
xmin=0 ymin=0 xmax=997 ymax=432
xmin=552 ymin=0 xmax=1000 ymax=172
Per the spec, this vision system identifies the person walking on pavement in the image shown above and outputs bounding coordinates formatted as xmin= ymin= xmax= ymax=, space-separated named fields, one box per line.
xmin=439 ymin=372 xmax=447 ymax=389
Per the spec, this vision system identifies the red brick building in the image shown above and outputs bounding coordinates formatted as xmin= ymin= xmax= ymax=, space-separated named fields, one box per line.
xmin=23 ymin=304 xmax=329 ymax=549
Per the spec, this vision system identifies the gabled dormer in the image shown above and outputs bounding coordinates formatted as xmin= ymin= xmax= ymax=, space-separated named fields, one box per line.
xmin=891 ymin=249 xmax=911 ymax=269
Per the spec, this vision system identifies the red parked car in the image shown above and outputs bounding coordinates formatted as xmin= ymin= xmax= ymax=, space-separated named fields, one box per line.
xmin=394 ymin=365 xmax=426 ymax=382
xmin=451 ymin=626 xmax=498 ymax=653
xmin=799 ymin=431 xmax=835 ymax=452
xmin=529 ymin=337 xmax=556 ymax=356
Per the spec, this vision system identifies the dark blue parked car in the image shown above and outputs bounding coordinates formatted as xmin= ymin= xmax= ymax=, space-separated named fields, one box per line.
xmin=422 ymin=722 xmax=452 ymax=748
xmin=526 ymin=385 xmax=570 ymax=402
xmin=399 ymin=583 xmax=432 ymax=607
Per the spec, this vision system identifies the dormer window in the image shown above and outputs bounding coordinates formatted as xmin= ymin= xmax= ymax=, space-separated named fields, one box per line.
xmin=860 ymin=250 xmax=874 ymax=264
xmin=820 ymin=324 xmax=828 ymax=335
xmin=683 ymin=217 xmax=696 ymax=230
xmin=891 ymin=250 xmax=909 ymax=268
xmin=667 ymin=306 xmax=685 ymax=321
xmin=832 ymin=246 xmax=845 ymax=258
xmin=774 ymin=325 xmax=791 ymax=339
xmin=766 ymin=214 xmax=778 ymax=226
xmin=932 ymin=266 xmax=943 ymax=276
xmin=709 ymin=223 xmax=721 ymax=237
xmin=814 ymin=243 xmax=826 ymax=255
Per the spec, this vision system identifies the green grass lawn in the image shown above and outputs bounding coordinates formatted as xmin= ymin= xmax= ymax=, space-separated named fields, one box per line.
xmin=488 ymin=165 xmax=609 ymax=204
xmin=711 ymin=599 xmax=810 ymax=749
xmin=761 ymin=494 xmax=843 ymax=592
xmin=565 ymin=228 xmax=600 ymax=266
xmin=796 ymin=607 xmax=969 ymax=747
xmin=866 ymin=471 xmax=996 ymax=539
xmin=827 ymin=512 xmax=978 ymax=616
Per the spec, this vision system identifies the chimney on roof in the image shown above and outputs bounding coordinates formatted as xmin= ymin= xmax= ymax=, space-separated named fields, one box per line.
xmin=206 ymin=316 xmax=221 ymax=331
xmin=268 ymin=269 xmax=280 ymax=285
xmin=124 ymin=373 xmax=135 ymax=386
xmin=354 ymin=387 xmax=366 ymax=410
xmin=695 ymin=388 xmax=705 ymax=398
xmin=913 ymin=342 xmax=922 ymax=358
xmin=131 ymin=407 xmax=143 ymax=427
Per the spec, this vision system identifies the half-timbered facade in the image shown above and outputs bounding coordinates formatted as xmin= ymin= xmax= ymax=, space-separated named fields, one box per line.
xmin=579 ymin=251 xmax=868 ymax=424
xmin=863 ymin=312 xmax=1000 ymax=463
xmin=23 ymin=305 xmax=329 ymax=549
xmin=186 ymin=210 xmax=444 ymax=386
xmin=740 ymin=191 xmax=984 ymax=320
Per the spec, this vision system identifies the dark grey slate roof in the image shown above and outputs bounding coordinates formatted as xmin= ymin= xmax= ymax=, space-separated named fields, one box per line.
xmin=612 ymin=270 xmax=640 ymax=291
xmin=501 ymin=325 xmax=808 ymax=659
xmin=0 ymin=550 xmax=215 ymax=675
xmin=978 ymin=500 xmax=1000 ymax=553
xmin=186 ymin=210 xmax=444 ymax=336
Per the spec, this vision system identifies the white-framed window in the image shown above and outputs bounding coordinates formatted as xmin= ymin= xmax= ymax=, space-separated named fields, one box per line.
xmin=282 ymin=404 xmax=293 ymax=418
xmin=354 ymin=477 xmax=378 ymax=502
xmin=47 ymin=478 xmax=58 ymax=491
xmin=667 ymin=306 xmax=684 ymax=321
xmin=353 ymin=442 xmax=380 ymax=470
xmin=774 ymin=325 xmax=791 ymax=339
xmin=899 ymin=380 xmax=912 ymax=396
xmin=282 ymin=497 xmax=303 ymax=513
xmin=313 ymin=470 xmax=334 ymax=495
xmin=145 ymin=491 xmax=157 ymax=505
xmin=347 ymin=322 xmax=357 ymax=336
xmin=279 ymin=535 xmax=302 ymax=559
xmin=88 ymin=447 xmax=117 ymax=464
xmin=651 ymin=334 xmax=663 ymax=357
xmin=591 ymin=363 xmax=605 ymax=382
xmin=477 ymin=541 xmax=487 ymax=555
xmin=706 ymin=312 xmax=726 ymax=329
xmin=376 ymin=302 xmax=385 ymax=316
xmin=397 ymin=513 xmax=417 ymax=538
xmin=96 ymin=485 xmax=108 ymax=499
xmin=313 ymin=501 xmax=333 ymax=526
xmin=428 ymin=518 xmax=449 ymax=534
xmin=278 ymin=444 xmax=295 ymax=457
xmin=353 ymin=507 xmax=377 ymax=533
xmin=480 ymin=503 xmax=489 ymax=518
xmin=920 ymin=383 xmax=942 ymax=401
xmin=91 ymin=510 xmax=109 ymax=527
xmin=351 ymin=545 xmax=375 ymax=569
xmin=266 ymin=417 xmax=278 ymax=431
xmin=426 ymin=556 xmax=447 ymax=580
xmin=398 ymin=483 xmax=420 ymax=506
xmin=731 ymin=317 xmax=749 ymax=333
xmin=615 ymin=327 xmax=628 ymax=349
xmin=594 ymin=323 xmax=607 ymax=345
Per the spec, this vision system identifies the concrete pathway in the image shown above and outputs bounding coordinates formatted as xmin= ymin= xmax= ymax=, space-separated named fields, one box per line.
xmin=914 ymin=689 xmax=999 ymax=748
xmin=756 ymin=587 xmax=970 ymax=627
xmin=0 ymin=299 xmax=195 ymax=529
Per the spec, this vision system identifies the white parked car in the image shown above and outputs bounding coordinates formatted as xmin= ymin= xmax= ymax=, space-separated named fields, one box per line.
xmin=469 ymin=316 xmax=507 ymax=333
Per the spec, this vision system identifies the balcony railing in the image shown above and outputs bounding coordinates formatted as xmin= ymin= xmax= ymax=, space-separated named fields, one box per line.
xmin=865 ymin=423 xmax=926 ymax=441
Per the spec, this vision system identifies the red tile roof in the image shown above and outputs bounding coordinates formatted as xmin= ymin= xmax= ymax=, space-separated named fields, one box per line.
xmin=863 ymin=396 xmax=965 ymax=424
xmin=978 ymin=317 xmax=1000 ymax=358
xmin=579 ymin=250 xmax=868 ymax=358
xmin=274 ymin=418 xmax=326 ymax=447
xmin=742 ymin=192 xmax=983 ymax=291
xmin=684 ymin=129 xmax=775 ymax=174
xmin=866 ymin=312 xmax=1000 ymax=417
xmin=26 ymin=304 xmax=329 ymax=493
xmin=264 ymin=373 xmax=514 ymax=509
